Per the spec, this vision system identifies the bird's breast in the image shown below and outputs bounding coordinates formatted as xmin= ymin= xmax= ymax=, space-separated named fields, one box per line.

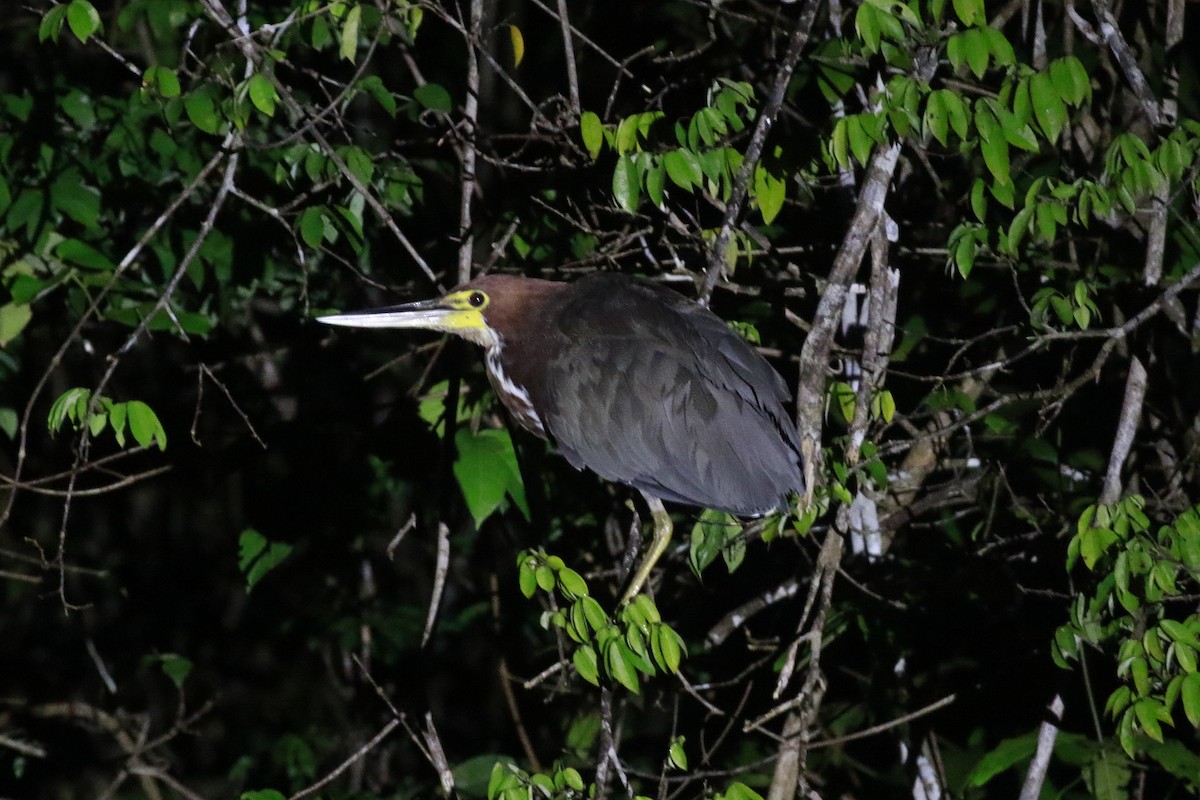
xmin=485 ymin=347 xmax=547 ymax=438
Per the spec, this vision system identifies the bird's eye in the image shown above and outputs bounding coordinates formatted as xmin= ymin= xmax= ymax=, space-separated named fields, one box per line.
xmin=468 ymin=291 xmax=486 ymax=308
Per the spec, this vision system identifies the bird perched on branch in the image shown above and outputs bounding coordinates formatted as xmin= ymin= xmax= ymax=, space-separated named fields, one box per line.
xmin=319 ymin=272 xmax=804 ymax=603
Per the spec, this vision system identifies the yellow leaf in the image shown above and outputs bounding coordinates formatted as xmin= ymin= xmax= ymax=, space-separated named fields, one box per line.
xmin=509 ymin=24 xmax=524 ymax=68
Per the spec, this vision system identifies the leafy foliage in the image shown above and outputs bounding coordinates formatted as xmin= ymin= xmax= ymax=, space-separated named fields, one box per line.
xmin=3 ymin=0 xmax=1200 ymax=798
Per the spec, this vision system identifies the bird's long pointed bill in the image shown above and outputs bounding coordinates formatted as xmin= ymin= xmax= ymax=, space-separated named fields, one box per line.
xmin=316 ymin=298 xmax=453 ymax=330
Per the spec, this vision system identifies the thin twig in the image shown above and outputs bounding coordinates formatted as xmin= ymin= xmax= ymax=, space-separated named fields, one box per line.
xmin=701 ymin=0 xmax=822 ymax=302
xmin=421 ymin=522 xmax=451 ymax=647
xmin=554 ymin=0 xmax=581 ymax=115
xmin=457 ymin=0 xmax=483 ymax=285
xmin=289 ymin=719 xmax=401 ymax=800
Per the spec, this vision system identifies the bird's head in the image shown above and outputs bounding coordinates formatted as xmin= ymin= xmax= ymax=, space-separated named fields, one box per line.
xmin=317 ymin=274 xmax=562 ymax=349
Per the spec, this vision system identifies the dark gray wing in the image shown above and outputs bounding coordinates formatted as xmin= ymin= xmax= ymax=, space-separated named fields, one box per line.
xmin=541 ymin=276 xmax=802 ymax=516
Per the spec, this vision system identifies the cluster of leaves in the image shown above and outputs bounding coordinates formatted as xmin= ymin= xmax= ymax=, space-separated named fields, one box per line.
xmin=518 ymin=549 xmax=685 ymax=693
xmin=1058 ymin=497 xmax=1200 ymax=758
xmin=486 ymin=761 xmax=589 ymax=800
xmin=484 ymin=759 xmax=762 ymax=800
xmin=47 ymin=387 xmax=167 ymax=450
xmin=951 ymin=124 xmax=1200 ymax=283
xmin=580 ymin=79 xmax=789 ymax=228
xmin=238 ymin=528 xmax=294 ymax=592
xmin=7 ymin=0 xmax=1200 ymax=795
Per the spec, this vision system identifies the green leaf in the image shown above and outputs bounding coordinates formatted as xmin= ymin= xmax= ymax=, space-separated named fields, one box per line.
xmin=1160 ymin=619 xmax=1200 ymax=651
xmin=558 ymin=568 xmax=589 ymax=599
xmin=645 ymin=161 xmax=666 ymax=207
xmin=573 ymin=644 xmax=600 ymax=685
xmin=247 ymin=73 xmax=277 ymax=117
xmin=145 ymin=65 xmax=181 ymax=99
xmin=453 ymin=427 xmax=529 ymax=527
xmin=413 ymin=82 xmax=451 ymax=113
xmin=1029 ymin=72 xmax=1068 ymax=144
xmin=854 ymin=4 xmax=881 ymax=53
xmin=184 ymin=91 xmax=221 ymax=134
xmin=48 ymin=388 xmax=90 ymax=434
xmin=668 ymin=737 xmax=688 ymax=770
xmin=342 ymin=145 xmax=375 ymax=185
xmin=241 ymin=791 xmax=287 ymax=800
xmin=517 ymin=559 xmax=537 ymax=598
xmin=612 ymin=154 xmax=639 ymax=212
xmin=356 ymin=75 xmax=396 ymax=117
xmin=690 ymin=509 xmax=736 ymax=577
xmin=831 ymin=380 xmax=856 ymax=423
xmin=299 ymin=206 xmax=327 ymax=247
xmin=0 ymin=303 xmax=31 ymax=347
xmin=970 ymin=178 xmax=987 ymax=221
xmin=1050 ymin=56 xmax=1090 ymax=106
xmin=656 ymin=625 xmax=683 ymax=673
xmin=126 ymin=400 xmax=167 ymax=450
xmin=615 ymin=115 xmax=639 ymax=153
xmin=56 ymin=238 xmax=113 ymax=270
xmin=1132 ymin=698 xmax=1167 ymax=742
xmin=943 ymin=91 xmax=970 ymax=140
xmin=951 ymin=0 xmax=983 ymax=26
xmin=663 ymin=149 xmax=702 ymax=191
xmin=39 ymin=4 xmax=68 ymax=42
xmin=946 ymin=33 xmax=966 ymax=73
xmin=339 ymin=3 xmax=361 ymax=61
xmin=966 ymin=732 xmax=1036 ymax=787
xmin=754 ymin=167 xmax=785 ymax=224
xmin=51 ymin=170 xmax=101 ymax=229
xmin=157 ymin=653 xmax=193 ymax=688
xmin=846 ymin=116 xmax=873 ymax=166
xmin=924 ymin=91 xmax=948 ymax=146
xmin=238 ymin=528 xmax=267 ymax=571
xmin=580 ymin=596 xmax=607 ymax=633
xmin=878 ymin=390 xmax=896 ymax=422
xmin=826 ymin=124 xmax=847 ymax=171
xmin=1181 ymin=673 xmax=1200 ymax=726
xmin=239 ymin=528 xmax=292 ymax=591
xmin=66 ymin=0 xmax=101 ymax=44
xmin=724 ymin=783 xmax=765 ymax=800
xmin=982 ymin=27 xmax=1015 ymax=66
xmin=580 ymin=111 xmax=603 ymax=160
xmin=975 ymin=106 xmax=1012 ymax=187
xmin=1086 ymin=753 xmax=1130 ymax=800
xmin=962 ymin=29 xmax=989 ymax=77
xmin=604 ymin=639 xmax=640 ymax=693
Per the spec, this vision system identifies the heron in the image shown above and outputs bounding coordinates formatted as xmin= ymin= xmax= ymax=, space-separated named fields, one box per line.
xmin=318 ymin=272 xmax=804 ymax=603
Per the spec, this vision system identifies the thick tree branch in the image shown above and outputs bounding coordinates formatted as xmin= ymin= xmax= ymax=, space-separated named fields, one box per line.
xmin=795 ymin=144 xmax=901 ymax=453
xmin=1085 ymin=0 xmax=1164 ymax=128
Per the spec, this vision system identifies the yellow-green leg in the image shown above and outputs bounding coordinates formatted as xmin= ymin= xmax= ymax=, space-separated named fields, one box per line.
xmin=619 ymin=493 xmax=673 ymax=605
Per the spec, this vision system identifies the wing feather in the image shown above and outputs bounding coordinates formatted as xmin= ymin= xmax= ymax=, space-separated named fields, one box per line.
xmin=541 ymin=275 xmax=802 ymax=516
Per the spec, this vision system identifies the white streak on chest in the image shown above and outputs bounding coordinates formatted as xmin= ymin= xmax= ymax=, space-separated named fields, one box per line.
xmin=486 ymin=345 xmax=546 ymax=437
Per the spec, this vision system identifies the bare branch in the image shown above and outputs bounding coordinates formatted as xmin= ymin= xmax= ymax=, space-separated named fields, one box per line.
xmin=554 ymin=0 xmax=581 ymax=115
xmin=1018 ymin=694 xmax=1064 ymax=800
xmin=701 ymin=0 xmax=822 ymax=301
xmin=1085 ymin=0 xmax=1164 ymax=127
xmin=288 ymin=719 xmax=401 ymax=800
xmin=457 ymin=0 xmax=483 ymax=285
xmin=421 ymin=522 xmax=451 ymax=647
